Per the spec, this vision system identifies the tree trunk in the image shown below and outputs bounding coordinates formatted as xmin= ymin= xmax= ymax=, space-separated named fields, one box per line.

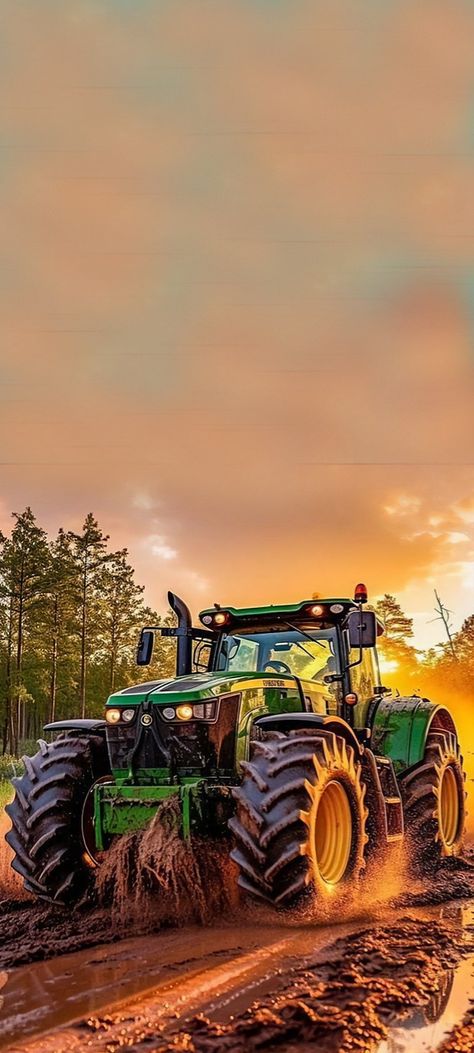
xmin=110 ymin=606 xmax=117 ymax=693
xmin=79 ymin=558 xmax=87 ymax=718
xmin=3 ymin=595 xmax=14 ymax=754
xmin=14 ymin=553 xmax=25 ymax=755
xmin=49 ymin=595 xmax=59 ymax=723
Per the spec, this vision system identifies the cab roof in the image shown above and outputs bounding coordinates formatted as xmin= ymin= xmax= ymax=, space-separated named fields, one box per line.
xmin=198 ymin=598 xmax=384 ymax=636
xmin=199 ymin=598 xmax=353 ymax=621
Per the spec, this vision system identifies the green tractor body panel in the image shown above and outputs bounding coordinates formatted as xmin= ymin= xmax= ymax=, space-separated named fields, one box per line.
xmin=107 ymin=672 xmax=304 ymax=753
xmin=93 ymin=780 xmax=202 ymax=849
xmin=371 ymin=697 xmax=452 ymax=774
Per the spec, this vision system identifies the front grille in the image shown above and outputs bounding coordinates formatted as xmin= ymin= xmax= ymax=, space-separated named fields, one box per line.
xmin=106 ymin=694 xmax=240 ymax=777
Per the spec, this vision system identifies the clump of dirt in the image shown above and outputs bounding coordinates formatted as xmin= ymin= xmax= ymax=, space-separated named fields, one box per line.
xmin=95 ymin=796 xmax=239 ymax=928
xmin=150 ymin=914 xmax=474 ymax=1053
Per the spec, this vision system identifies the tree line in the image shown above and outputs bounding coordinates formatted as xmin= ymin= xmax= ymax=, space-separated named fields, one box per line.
xmin=374 ymin=593 xmax=474 ymax=696
xmin=1 ymin=508 xmax=472 ymax=757
xmin=0 ymin=508 xmax=175 ymax=755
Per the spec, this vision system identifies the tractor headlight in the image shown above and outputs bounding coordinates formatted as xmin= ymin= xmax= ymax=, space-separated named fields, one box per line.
xmin=176 ymin=704 xmax=193 ymax=721
xmin=160 ymin=702 xmax=217 ymax=722
xmin=121 ymin=708 xmax=135 ymax=723
xmin=106 ymin=708 xmax=121 ymax=724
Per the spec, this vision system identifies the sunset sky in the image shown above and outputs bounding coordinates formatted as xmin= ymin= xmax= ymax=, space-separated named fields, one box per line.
xmin=1 ymin=1 xmax=473 ymax=650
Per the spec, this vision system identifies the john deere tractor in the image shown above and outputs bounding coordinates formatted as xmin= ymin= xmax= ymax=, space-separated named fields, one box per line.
xmin=6 ymin=586 xmax=466 ymax=906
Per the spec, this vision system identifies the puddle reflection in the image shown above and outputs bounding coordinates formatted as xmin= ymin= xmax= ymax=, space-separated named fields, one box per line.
xmin=378 ymin=903 xmax=474 ymax=1053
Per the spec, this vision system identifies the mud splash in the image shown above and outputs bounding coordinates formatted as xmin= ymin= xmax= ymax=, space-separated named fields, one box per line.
xmin=97 ymin=802 xmax=411 ymax=935
xmin=95 ymin=797 xmax=239 ymax=927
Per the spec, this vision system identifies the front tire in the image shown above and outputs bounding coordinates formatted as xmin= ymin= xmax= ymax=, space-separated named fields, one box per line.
xmin=400 ymin=729 xmax=465 ymax=869
xmin=5 ymin=734 xmax=108 ymax=904
xmin=229 ymin=729 xmax=369 ymax=907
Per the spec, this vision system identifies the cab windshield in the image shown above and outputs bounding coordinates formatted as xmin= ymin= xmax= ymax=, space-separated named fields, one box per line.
xmin=216 ymin=628 xmax=339 ymax=682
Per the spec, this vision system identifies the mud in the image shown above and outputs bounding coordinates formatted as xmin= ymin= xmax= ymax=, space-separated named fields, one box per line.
xmin=1 ymin=794 xmax=474 ymax=975
xmin=3 ymin=800 xmax=474 ymax=1051
xmin=95 ymin=797 xmax=239 ymax=927
xmin=438 ymin=1003 xmax=474 ymax=1053
xmin=3 ymin=904 xmax=474 ymax=1053
xmin=152 ymin=911 xmax=474 ymax=1053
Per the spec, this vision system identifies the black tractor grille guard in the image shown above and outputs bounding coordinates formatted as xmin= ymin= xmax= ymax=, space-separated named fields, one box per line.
xmin=106 ymin=694 xmax=240 ymax=780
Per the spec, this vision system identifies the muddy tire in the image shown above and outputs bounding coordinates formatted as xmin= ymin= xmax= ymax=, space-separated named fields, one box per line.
xmin=228 ymin=729 xmax=369 ymax=907
xmin=5 ymin=734 xmax=108 ymax=905
xmin=400 ymin=729 xmax=465 ymax=870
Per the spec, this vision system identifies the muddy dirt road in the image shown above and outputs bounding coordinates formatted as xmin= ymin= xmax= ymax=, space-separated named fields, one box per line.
xmin=2 ymin=881 xmax=474 ymax=1052
xmin=2 ymin=810 xmax=474 ymax=1053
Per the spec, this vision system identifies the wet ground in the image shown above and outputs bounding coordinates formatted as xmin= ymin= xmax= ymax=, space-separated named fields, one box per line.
xmin=2 ymin=811 xmax=474 ymax=1052
xmin=1 ymin=899 xmax=474 ymax=1052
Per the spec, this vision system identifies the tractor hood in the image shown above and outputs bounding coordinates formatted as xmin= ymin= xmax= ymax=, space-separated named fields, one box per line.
xmin=107 ymin=670 xmax=297 ymax=708
xmin=105 ymin=671 xmax=301 ymax=780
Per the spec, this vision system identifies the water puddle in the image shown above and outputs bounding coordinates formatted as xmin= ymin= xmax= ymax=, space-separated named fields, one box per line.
xmin=0 ymin=915 xmax=365 ymax=1048
xmin=0 ymin=927 xmax=254 ymax=1045
xmin=378 ymin=902 xmax=474 ymax=1053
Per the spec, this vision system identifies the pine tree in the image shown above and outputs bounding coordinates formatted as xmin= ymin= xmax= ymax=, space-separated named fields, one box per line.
xmin=375 ymin=594 xmax=414 ymax=641
xmin=0 ymin=509 xmax=49 ymax=752
xmin=41 ymin=530 xmax=79 ymax=723
xmin=375 ymin=593 xmax=419 ymax=681
xmin=453 ymin=614 xmax=474 ymax=674
xmin=96 ymin=549 xmax=146 ymax=693
xmin=67 ymin=515 xmax=111 ymax=718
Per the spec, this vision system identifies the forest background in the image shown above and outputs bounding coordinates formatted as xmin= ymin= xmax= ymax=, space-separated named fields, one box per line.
xmin=1 ymin=506 xmax=471 ymax=765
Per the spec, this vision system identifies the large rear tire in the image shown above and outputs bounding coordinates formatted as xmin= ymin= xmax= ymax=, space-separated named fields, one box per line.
xmin=229 ymin=729 xmax=369 ymax=906
xmin=5 ymin=734 xmax=108 ymax=904
xmin=400 ymin=729 xmax=465 ymax=870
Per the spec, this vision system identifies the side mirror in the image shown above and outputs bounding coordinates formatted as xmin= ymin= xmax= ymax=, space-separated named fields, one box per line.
xmin=136 ymin=629 xmax=154 ymax=666
xmin=346 ymin=610 xmax=377 ymax=649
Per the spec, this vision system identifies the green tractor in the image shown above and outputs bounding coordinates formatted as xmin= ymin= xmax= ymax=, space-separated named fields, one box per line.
xmin=6 ymin=586 xmax=466 ymax=907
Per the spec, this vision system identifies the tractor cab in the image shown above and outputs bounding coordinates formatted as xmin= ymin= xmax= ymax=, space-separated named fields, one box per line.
xmin=136 ymin=585 xmax=384 ymax=728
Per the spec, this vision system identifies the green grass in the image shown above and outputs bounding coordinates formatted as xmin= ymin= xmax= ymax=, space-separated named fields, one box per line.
xmin=0 ymin=780 xmax=13 ymax=809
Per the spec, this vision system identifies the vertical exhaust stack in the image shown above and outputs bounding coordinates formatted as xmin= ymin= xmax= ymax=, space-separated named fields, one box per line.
xmin=168 ymin=591 xmax=193 ymax=676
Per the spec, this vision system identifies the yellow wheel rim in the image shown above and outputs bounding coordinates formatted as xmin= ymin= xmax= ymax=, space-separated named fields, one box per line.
xmin=439 ymin=765 xmax=459 ymax=847
xmin=314 ymin=780 xmax=353 ymax=885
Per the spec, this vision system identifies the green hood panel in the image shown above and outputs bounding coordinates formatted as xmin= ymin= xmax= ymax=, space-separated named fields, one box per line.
xmin=106 ymin=671 xmax=298 ymax=707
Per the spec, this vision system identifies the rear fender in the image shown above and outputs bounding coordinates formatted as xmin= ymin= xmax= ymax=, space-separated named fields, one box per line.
xmin=370 ymin=697 xmax=457 ymax=774
xmin=253 ymin=712 xmax=363 ymax=757
xmin=43 ymin=718 xmax=107 ymax=737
